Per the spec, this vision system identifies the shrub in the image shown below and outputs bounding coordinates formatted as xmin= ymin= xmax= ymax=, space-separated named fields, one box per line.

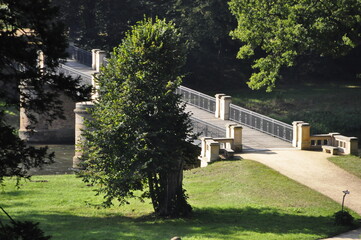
xmin=0 ymin=220 xmax=51 ymax=240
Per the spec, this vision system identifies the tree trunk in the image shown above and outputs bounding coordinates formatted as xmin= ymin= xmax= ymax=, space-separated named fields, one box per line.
xmin=148 ymin=161 xmax=192 ymax=218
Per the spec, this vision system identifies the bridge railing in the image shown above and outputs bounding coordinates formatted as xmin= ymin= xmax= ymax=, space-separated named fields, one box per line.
xmin=229 ymin=104 xmax=293 ymax=142
xmin=67 ymin=45 xmax=92 ymax=67
xmin=190 ymin=116 xmax=226 ymax=138
xmin=58 ymin=64 xmax=92 ymax=85
xmin=176 ymin=86 xmax=216 ymax=113
xmin=63 ymin=45 xmax=293 ymax=142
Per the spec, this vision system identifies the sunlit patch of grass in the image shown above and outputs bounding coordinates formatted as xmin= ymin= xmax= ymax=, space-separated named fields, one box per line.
xmin=328 ymin=155 xmax=361 ymax=179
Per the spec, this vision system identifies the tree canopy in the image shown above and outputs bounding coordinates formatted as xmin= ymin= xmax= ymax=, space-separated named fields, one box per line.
xmin=53 ymin=0 xmax=243 ymax=90
xmin=0 ymin=0 xmax=90 ymax=185
xmin=78 ymin=18 xmax=199 ymax=217
xmin=229 ymin=0 xmax=361 ymax=91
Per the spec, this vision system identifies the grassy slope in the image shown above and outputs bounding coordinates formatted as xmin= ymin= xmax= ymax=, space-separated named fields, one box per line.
xmin=209 ymin=82 xmax=361 ymax=145
xmin=328 ymin=155 xmax=361 ymax=179
xmin=1 ymin=160 xmax=358 ymax=240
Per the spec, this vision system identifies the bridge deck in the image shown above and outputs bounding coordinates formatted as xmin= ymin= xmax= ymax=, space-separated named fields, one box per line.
xmin=63 ymin=59 xmax=95 ymax=75
xmin=64 ymin=60 xmax=293 ymax=151
xmin=185 ymin=105 xmax=292 ymax=150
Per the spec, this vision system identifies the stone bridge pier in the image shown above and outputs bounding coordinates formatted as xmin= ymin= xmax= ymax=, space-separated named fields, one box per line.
xmin=19 ymin=93 xmax=77 ymax=144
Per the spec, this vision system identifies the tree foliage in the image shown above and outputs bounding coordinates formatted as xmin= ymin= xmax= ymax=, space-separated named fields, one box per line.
xmin=0 ymin=206 xmax=51 ymax=240
xmin=229 ymin=0 xmax=361 ymax=91
xmin=52 ymin=0 xmax=153 ymax=50
xmin=169 ymin=0 xmax=241 ymax=89
xmin=0 ymin=0 xmax=90 ymax=185
xmin=79 ymin=18 xmax=199 ymax=217
xmin=0 ymin=118 xmax=54 ymax=185
xmin=53 ymin=0 xmax=242 ymax=90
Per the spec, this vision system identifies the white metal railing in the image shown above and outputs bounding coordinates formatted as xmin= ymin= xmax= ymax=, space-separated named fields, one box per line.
xmin=190 ymin=116 xmax=226 ymax=138
xmin=58 ymin=64 xmax=92 ymax=86
xmin=229 ymin=104 xmax=293 ymax=142
xmin=176 ymin=85 xmax=216 ymax=113
xmin=67 ymin=45 xmax=92 ymax=67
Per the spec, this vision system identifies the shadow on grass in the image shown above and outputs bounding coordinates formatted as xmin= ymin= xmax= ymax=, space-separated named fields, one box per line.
xmin=10 ymin=207 xmax=354 ymax=240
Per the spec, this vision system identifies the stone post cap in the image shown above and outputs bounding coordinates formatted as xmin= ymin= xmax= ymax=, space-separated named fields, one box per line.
xmin=91 ymin=49 xmax=101 ymax=53
xmin=76 ymin=101 xmax=94 ymax=107
xmin=74 ymin=101 xmax=95 ymax=112
xmin=230 ymin=124 xmax=243 ymax=129
xmin=215 ymin=93 xmax=225 ymax=98
xmin=97 ymin=50 xmax=106 ymax=53
xmin=292 ymin=121 xmax=304 ymax=125
xmin=200 ymin=136 xmax=213 ymax=141
xmin=299 ymin=123 xmax=310 ymax=126
xmin=206 ymin=140 xmax=220 ymax=145
xmin=225 ymin=123 xmax=237 ymax=128
xmin=220 ymin=95 xmax=232 ymax=100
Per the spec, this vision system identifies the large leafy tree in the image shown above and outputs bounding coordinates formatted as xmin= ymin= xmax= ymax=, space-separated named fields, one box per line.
xmin=53 ymin=0 xmax=243 ymax=90
xmin=79 ymin=18 xmax=199 ymax=217
xmin=0 ymin=0 xmax=90 ymax=185
xmin=168 ymin=0 xmax=242 ymax=89
xmin=229 ymin=0 xmax=361 ymax=91
xmin=52 ymin=0 xmax=152 ymax=50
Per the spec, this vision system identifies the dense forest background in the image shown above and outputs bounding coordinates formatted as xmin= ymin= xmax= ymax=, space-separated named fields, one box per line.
xmin=52 ymin=0 xmax=245 ymax=90
xmin=52 ymin=0 xmax=361 ymax=92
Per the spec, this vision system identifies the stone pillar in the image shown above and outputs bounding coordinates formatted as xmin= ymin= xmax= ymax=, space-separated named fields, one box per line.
xmin=292 ymin=121 xmax=304 ymax=148
xmin=37 ymin=50 xmax=45 ymax=69
xmin=19 ymin=88 xmax=76 ymax=144
xmin=91 ymin=49 xmax=100 ymax=70
xmin=200 ymin=137 xmax=212 ymax=158
xmin=91 ymin=72 xmax=99 ymax=100
xmin=207 ymin=140 xmax=220 ymax=162
xmin=297 ymin=123 xmax=311 ymax=150
xmin=73 ymin=101 xmax=94 ymax=168
xmin=226 ymin=123 xmax=237 ymax=138
xmin=215 ymin=94 xmax=225 ymax=118
xmin=95 ymin=50 xmax=106 ymax=72
xmin=220 ymin=95 xmax=232 ymax=120
xmin=329 ymin=132 xmax=341 ymax=147
xmin=349 ymin=137 xmax=358 ymax=155
xmin=231 ymin=125 xmax=243 ymax=152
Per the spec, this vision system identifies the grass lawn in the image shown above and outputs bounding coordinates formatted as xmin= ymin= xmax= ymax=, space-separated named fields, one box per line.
xmin=206 ymin=82 xmax=361 ymax=147
xmin=1 ymin=160 xmax=358 ymax=240
xmin=328 ymin=155 xmax=361 ymax=179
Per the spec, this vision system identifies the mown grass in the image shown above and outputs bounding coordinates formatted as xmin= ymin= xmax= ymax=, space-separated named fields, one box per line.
xmin=1 ymin=160 xmax=358 ymax=240
xmin=207 ymin=82 xmax=361 ymax=147
xmin=328 ymin=155 xmax=361 ymax=179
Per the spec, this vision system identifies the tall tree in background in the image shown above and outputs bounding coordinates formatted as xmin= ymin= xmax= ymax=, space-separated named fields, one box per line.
xmin=53 ymin=0 xmax=244 ymax=90
xmin=229 ymin=0 xmax=361 ymax=91
xmin=0 ymin=0 xmax=89 ymax=184
xmin=52 ymin=0 xmax=151 ymax=50
xmin=169 ymin=0 xmax=242 ymax=89
xmin=79 ymin=18 xmax=199 ymax=217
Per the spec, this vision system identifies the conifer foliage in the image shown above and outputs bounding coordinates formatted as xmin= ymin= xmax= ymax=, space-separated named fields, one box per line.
xmin=0 ymin=0 xmax=89 ymax=185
